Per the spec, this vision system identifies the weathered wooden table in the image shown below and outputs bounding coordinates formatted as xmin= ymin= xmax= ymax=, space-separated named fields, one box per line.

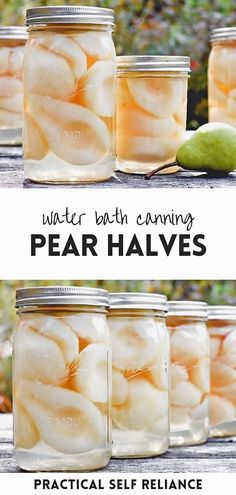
xmin=0 ymin=415 xmax=235 ymax=473
xmin=1 ymin=147 xmax=236 ymax=188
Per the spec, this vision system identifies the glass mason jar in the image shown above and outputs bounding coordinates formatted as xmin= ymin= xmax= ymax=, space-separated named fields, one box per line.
xmin=108 ymin=292 xmax=169 ymax=458
xmin=116 ymin=56 xmax=190 ymax=174
xmin=13 ymin=286 xmax=111 ymax=472
xmin=23 ymin=6 xmax=116 ymax=184
xmin=167 ymin=301 xmax=210 ymax=447
xmin=0 ymin=27 xmax=27 ymax=145
xmin=208 ymin=306 xmax=236 ymax=437
xmin=209 ymin=28 xmax=236 ymax=126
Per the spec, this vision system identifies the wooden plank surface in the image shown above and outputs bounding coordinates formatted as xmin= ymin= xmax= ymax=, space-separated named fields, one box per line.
xmin=0 ymin=416 xmax=235 ymax=473
xmin=1 ymin=147 xmax=236 ymax=188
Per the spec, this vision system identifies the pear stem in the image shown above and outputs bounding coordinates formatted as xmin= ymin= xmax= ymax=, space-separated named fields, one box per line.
xmin=145 ymin=161 xmax=179 ymax=180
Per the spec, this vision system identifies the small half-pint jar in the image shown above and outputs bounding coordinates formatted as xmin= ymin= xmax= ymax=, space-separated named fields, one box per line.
xmin=23 ymin=6 xmax=116 ymax=184
xmin=208 ymin=306 xmax=236 ymax=437
xmin=209 ymin=28 xmax=236 ymax=126
xmin=0 ymin=26 xmax=27 ymax=145
xmin=116 ymin=56 xmax=190 ymax=174
xmin=13 ymin=286 xmax=111 ymax=471
xmin=108 ymin=292 xmax=169 ymax=458
xmin=167 ymin=301 xmax=210 ymax=447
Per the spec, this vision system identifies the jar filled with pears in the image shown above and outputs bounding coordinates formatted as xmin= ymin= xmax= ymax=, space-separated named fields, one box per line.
xmin=208 ymin=306 xmax=236 ymax=437
xmin=116 ymin=55 xmax=190 ymax=174
xmin=0 ymin=26 xmax=27 ymax=145
xmin=108 ymin=292 xmax=169 ymax=458
xmin=167 ymin=301 xmax=210 ymax=447
xmin=23 ymin=6 xmax=116 ymax=184
xmin=13 ymin=286 xmax=111 ymax=471
xmin=209 ymin=27 xmax=236 ymax=127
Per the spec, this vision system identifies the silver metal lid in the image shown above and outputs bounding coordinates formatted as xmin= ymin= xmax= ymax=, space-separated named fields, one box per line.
xmin=117 ymin=55 xmax=191 ymax=73
xmin=211 ymin=27 xmax=236 ymax=43
xmin=109 ymin=292 xmax=167 ymax=311
xmin=0 ymin=26 xmax=27 ymax=40
xmin=168 ymin=301 xmax=208 ymax=319
xmin=26 ymin=6 xmax=115 ymax=26
xmin=208 ymin=305 xmax=236 ymax=320
xmin=16 ymin=286 xmax=109 ymax=308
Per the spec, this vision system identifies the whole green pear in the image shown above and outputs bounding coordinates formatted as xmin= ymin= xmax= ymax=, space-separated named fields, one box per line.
xmin=177 ymin=122 xmax=236 ymax=174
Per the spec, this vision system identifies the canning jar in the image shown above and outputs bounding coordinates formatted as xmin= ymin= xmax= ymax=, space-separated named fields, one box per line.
xmin=208 ymin=306 xmax=236 ymax=437
xmin=209 ymin=28 xmax=236 ymax=126
xmin=167 ymin=301 xmax=210 ymax=446
xmin=23 ymin=6 xmax=116 ymax=184
xmin=13 ymin=286 xmax=111 ymax=471
xmin=0 ymin=27 xmax=27 ymax=145
xmin=108 ymin=292 xmax=169 ymax=458
xmin=116 ymin=56 xmax=190 ymax=174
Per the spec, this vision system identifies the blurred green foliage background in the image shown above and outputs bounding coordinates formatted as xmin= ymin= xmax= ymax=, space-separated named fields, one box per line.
xmin=1 ymin=0 xmax=236 ymax=127
xmin=1 ymin=279 xmax=236 ymax=411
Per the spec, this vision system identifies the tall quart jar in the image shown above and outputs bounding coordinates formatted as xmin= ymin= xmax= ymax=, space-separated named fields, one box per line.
xmin=23 ymin=6 xmax=116 ymax=184
xmin=207 ymin=306 xmax=236 ymax=437
xmin=13 ymin=286 xmax=111 ymax=471
xmin=0 ymin=27 xmax=27 ymax=145
xmin=116 ymin=56 xmax=190 ymax=174
xmin=208 ymin=28 xmax=236 ymax=126
xmin=108 ymin=292 xmax=169 ymax=458
xmin=167 ymin=301 xmax=210 ymax=446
